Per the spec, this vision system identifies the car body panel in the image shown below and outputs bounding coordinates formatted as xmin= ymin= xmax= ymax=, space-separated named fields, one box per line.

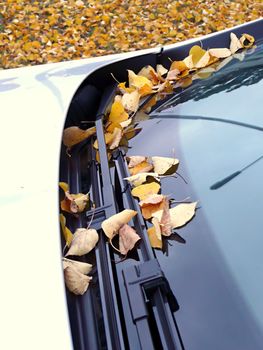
xmin=0 ymin=18 xmax=262 ymax=349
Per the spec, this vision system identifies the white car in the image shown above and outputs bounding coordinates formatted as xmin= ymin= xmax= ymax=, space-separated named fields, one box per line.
xmin=1 ymin=18 xmax=262 ymax=350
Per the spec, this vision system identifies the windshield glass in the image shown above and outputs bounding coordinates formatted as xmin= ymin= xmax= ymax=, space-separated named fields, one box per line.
xmin=129 ymin=41 xmax=263 ymax=349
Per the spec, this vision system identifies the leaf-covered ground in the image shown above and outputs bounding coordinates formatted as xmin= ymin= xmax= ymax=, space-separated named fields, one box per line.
xmin=0 ymin=0 xmax=262 ymax=69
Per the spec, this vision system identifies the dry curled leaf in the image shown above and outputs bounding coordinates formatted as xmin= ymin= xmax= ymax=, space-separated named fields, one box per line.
xmin=64 ymin=266 xmax=92 ymax=295
xmin=124 ymin=172 xmax=160 ymax=187
xmin=101 ymin=209 xmax=137 ymax=240
xmin=122 ymin=90 xmax=140 ymax=112
xmin=59 ymin=213 xmax=73 ymax=247
xmin=151 ymin=156 xmax=179 ymax=175
xmin=127 ymin=156 xmax=146 ymax=168
xmin=156 ymin=64 xmax=168 ymax=76
xmin=153 ymin=202 xmax=197 ymax=229
xmin=139 ymin=194 xmax=165 ymax=219
xmin=129 ymin=160 xmax=153 ymax=176
xmin=119 ymin=224 xmax=141 ymax=255
xmin=62 ymin=257 xmax=92 ymax=275
xmin=230 ymin=32 xmax=242 ymax=54
xmin=159 ymin=197 xmax=172 ymax=236
xmin=66 ymin=228 xmax=99 ymax=256
xmin=63 ymin=126 xmax=96 ymax=148
xmin=108 ymin=127 xmax=123 ymax=150
xmin=208 ymin=48 xmax=232 ymax=58
xmin=240 ymin=33 xmax=255 ymax=48
xmin=59 ymin=182 xmax=69 ymax=192
xmin=61 ymin=191 xmax=89 ymax=214
xmin=131 ymin=182 xmax=160 ymax=201
xmin=147 ymin=217 xmax=162 ymax=249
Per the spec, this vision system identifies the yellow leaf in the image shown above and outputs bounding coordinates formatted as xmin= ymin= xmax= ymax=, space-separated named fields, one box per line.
xmin=139 ymin=194 xmax=165 ymax=219
xmin=195 ymin=51 xmax=210 ymax=68
xmin=61 ymin=192 xmax=89 ymax=214
xmin=129 ymin=160 xmax=153 ymax=176
xmin=59 ymin=214 xmax=73 ymax=247
xmin=118 ymin=82 xmax=135 ymax=94
xmin=93 ymin=132 xmax=114 ymax=149
xmin=108 ymin=127 xmax=123 ymax=150
xmin=189 ymin=45 xmax=207 ymax=66
xmin=151 ymin=156 xmax=179 ymax=175
xmin=170 ymin=60 xmax=188 ymax=72
xmin=131 ymin=182 xmax=160 ymax=201
xmin=183 ymin=55 xmax=194 ymax=69
xmin=147 ymin=217 xmax=162 ymax=249
xmin=106 ymin=122 xmax=122 ymax=133
xmin=128 ymin=70 xmax=153 ymax=90
xmin=59 ymin=182 xmax=69 ymax=192
xmin=101 ymin=209 xmax=137 ymax=239
xmin=108 ymin=100 xmax=129 ymax=123
xmin=239 ymin=33 xmax=255 ymax=48
xmin=63 ymin=126 xmax=96 ymax=148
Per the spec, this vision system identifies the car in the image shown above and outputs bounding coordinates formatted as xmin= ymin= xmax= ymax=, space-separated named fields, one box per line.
xmin=1 ymin=18 xmax=262 ymax=350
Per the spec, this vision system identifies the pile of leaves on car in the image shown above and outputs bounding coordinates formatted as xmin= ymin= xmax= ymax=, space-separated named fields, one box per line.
xmin=60 ymin=32 xmax=255 ymax=295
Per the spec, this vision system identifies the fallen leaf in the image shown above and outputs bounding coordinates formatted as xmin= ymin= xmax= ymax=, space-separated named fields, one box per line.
xmin=62 ymin=257 xmax=92 ymax=275
xmin=119 ymin=224 xmax=141 ymax=255
xmin=61 ymin=191 xmax=89 ymax=214
xmin=208 ymin=48 xmax=232 ymax=58
xmin=183 ymin=55 xmax=194 ymax=69
xmin=195 ymin=50 xmax=210 ymax=68
xmin=159 ymin=197 xmax=172 ymax=236
xmin=124 ymin=172 xmax=160 ymax=187
xmin=156 ymin=64 xmax=168 ymax=76
xmin=138 ymin=65 xmax=160 ymax=84
xmin=120 ymin=118 xmax=132 ymax=128
xmin=189 ymin=45 xmax=207 ymax=66
xmin=139 ymin=194 xmax=165 ymax=219
xmin=118 ymin=82 xmax=135 ymax=94
xmin=123 ymin=127 xmax=142 ymax=140
xmin=93 ymin=132 xmax=115 ymax=149
xmin=66 ymin=228 xmax=99 ymax=256
xmin=127 ymin=155 xmax=147 ymax=168
xmin=128 ymin=70 xmax=153 ymax=90
xmin=129 ymin=160 xmax=153 ymax=176
xmin=240 ymin=33 xmax=255 ymax=48
xmin=167 ymin=68 xmax=180 ymax=80
xmin=131 ymin=182 xmax=160 ymax=201
xmin=64 ymin=266 xmax=92 ymax=295
xmin=153 ymin=202 xmax=197 ymax=229
xmin=63 ymin=126 xmax=96 ymax=148
xmin=108 ymin=100 xmax=129 ymax=123
xmin=230 ymin=32 xmax=242 ymax=54
xmin=106 ymin=122 xmax=122 ymax=133
xmin=108 ymin=127 xmax=123 ymax=150
xmin=59 ymin=182 xmax=69 ymax=192
xmin=151 ymin=156 xmax=179 ymax=175
xmin=170 ymin=60 xmax=188 ymax=73
xmin=59 ymin=214 xmax=73 ymax=247
xmin=101 ymin=209 xmax=137 ymax=239
xmin=147 ymin=217 xmax=162 ymax=249
xmin=122 ymin=90 xmax=140 ymax=112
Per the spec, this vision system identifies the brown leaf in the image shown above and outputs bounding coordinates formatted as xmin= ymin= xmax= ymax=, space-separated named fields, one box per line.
xmin=159 ymin=197 xmax=172 ymax=236
xmin=153 ymin=202 xmax=197 ymax=229
xmin=101 ymin=209 xmax=137 ymax=239
xmin=147 ymin=217 xmax=162 ymax=249
xmin=61 ymin=191 xmax=89 ymax=214
xmin=63 ymin=126 xmax=96 ymax=148
xmin=131 ymin=182 xmax=160 ymax=201
xmin=62 ymin=257 xmax=92 ymax=275
xmin=139 ymin=194 xmax=165 ymax=219
xmin=64 ymin=266 xmax=92 ymax=295
xmin=66 ymin=228 xmax=99 ymax=256
xmin=119 ymin=224 xmax=141 ymax=255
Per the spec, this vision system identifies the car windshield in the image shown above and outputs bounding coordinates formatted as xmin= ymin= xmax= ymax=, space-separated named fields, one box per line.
xmin=129 ymin=40 xmax=263 ymax=349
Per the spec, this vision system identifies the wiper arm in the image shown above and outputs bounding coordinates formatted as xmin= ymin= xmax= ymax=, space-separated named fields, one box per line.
xmin=210 ymin=154 xmax=263 ymax=190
